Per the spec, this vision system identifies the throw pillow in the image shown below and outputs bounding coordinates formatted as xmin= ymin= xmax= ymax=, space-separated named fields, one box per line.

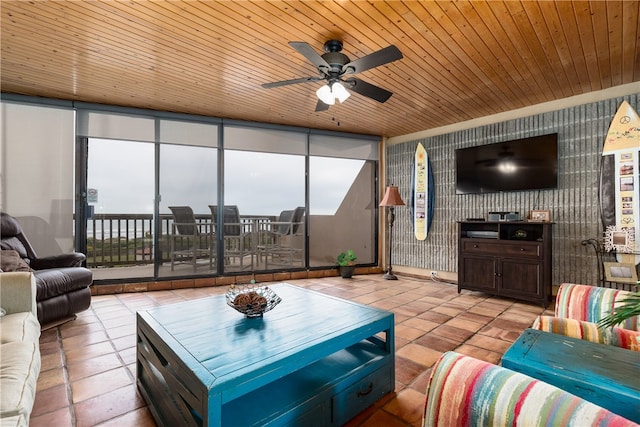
xmin=0 ymin=250 xmax=32 ymax=272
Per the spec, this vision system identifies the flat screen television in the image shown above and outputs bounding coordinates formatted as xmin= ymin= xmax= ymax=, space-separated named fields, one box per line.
xmin=455 ymin=133 xmax=558 ymax=194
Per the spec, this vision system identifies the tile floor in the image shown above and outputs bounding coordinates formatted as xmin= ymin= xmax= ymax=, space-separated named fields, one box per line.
xmin=30 ymin=274 xmax=553 ymax=427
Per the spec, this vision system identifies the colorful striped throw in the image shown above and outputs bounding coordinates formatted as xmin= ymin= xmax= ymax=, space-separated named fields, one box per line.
xmin=555 ymin=283 xmax=638 ymax=331
xmin=533 ymin=316 xmax=640 ymax=351
xmin=423 ymin=352 xmax=637 ymax=426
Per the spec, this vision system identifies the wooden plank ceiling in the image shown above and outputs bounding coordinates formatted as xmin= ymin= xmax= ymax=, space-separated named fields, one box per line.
xmin=2 ymin=1 xmax=638 ymax=138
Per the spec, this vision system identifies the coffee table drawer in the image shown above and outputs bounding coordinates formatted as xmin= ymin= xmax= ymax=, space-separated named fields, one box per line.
xmin=333 ymin=365 xmax=393 ymax=426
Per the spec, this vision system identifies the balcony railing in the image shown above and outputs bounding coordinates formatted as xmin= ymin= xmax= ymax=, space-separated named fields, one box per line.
xmin=86 ymin=213 xmax=274 ymax=268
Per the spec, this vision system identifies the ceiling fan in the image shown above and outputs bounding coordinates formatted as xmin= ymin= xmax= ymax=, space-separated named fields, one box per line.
xmin=262 ymin=40 xmax=403 ymax=112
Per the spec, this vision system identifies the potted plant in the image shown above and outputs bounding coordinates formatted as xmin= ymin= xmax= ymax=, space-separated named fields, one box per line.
xmin=337 ymin=250 xmax=357 ymax=279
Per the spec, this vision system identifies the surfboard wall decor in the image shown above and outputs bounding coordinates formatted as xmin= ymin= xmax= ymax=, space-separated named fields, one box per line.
xmin=600 ymin=100 xmax=639 ymax=262
xmin=412 ymin=142 xmax=435 ymax=240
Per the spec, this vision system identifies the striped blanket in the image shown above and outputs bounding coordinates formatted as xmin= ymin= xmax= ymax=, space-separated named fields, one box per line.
xmin=554 ymin=283 xmax=638 ymax=331
xmin=533 ymin=316 xmax=640 ymax=351
xmin=530 ymin=283 xmax=639 ymax=350
xmin=423 ymin=351 xmax=637 ymax=426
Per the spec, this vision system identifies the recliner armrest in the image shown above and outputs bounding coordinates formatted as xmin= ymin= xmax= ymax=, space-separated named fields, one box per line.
xmin=555 ymin=283 xmax=638 ymax=330
xmin=30 ymin=252 xmax=86 ymax=269
xmin=0 ymin=272 xmax=37 ymax=316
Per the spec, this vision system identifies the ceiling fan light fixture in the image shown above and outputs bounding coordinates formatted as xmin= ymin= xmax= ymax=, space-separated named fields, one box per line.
xmin=317 ymin=82 xmax=350 ymax=105
xmin=332 ymin=82 xmax=350 ymax=103
xmin=498 ymin=160 xmax=517 ymax=174
xmin=316 ymin=84 xmax=335 ymax=105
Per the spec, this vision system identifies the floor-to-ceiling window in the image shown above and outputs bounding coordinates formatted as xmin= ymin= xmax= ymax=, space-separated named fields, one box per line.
xmin=78 ymin=110 xmax=221 ymax=280
xmin=78 ymin=111 xmax=157 ymax=280
xmin=309 ymin=134 xmax=378 ymax=267
xmin=2 ymin=97 xmax=379 ymax=283
xmin=86 ymin=138 xmax=155 ymax=280
xmin=223 ymin=125 xmax=306 ymax=272
xmin=158 ymin=144 xmax=217 ymax=277
xmin=157 ymin=119 xmax=219 ymax=277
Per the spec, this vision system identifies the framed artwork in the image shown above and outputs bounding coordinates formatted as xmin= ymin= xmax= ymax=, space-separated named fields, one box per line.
xmin=603 ymin=262 xmax=639 ymax=284
xmin=529 ymin=210 xmax=551 ymax=222
xmin=603 ymin=225 xmax=635 ymax=253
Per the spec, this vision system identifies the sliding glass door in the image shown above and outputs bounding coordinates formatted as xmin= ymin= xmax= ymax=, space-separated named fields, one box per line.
xmin=308 ymin=134 xmax=378 ymax=267
xmin=223 ymin=126 xmax=306 ymax=272
xmin=309 ymin=157 xmax=376 ymax=267
xmin=74 ymin=107 xmax=378 ymax=282
xmin=86 ymin=138 xmax=155 ymax=280
xmin=158 ymin=144 xmax=217 ymax=277
xmin=224 ymin=150 xmax=305 ymax=272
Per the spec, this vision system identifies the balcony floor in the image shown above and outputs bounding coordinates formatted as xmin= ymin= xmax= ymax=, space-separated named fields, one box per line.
xmin=30 ymin=274 xmax=553 ymax=427
xmin=91 ymin=254 xmax=308 ymax=281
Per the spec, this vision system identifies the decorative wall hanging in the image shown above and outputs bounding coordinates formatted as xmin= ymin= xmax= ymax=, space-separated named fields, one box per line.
xmin=603 ymin=225 xmax=635 ymax=253
xmin=600 ymin=100 xmax=639 ymax=261
xmin=412 ymin=142 xmax=435 ymax=240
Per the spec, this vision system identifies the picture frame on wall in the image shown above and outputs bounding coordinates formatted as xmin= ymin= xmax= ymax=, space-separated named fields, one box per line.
xmin=529 ymin=210 xmax=551 ymax=222
xmin=603 ymin=262 xmax=639 ymax=284
xmin=603 ymin=225 xmax=635 ymax=253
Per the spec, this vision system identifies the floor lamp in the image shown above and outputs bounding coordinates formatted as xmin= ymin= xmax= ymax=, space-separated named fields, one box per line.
xmin=380 ymin=185 xmax=405 ymax=280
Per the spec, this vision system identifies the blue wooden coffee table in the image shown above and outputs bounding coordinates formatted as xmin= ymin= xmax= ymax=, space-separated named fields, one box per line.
xmin=502 ymin=328 xmax=640 ymax=422
xmin=136 ymin=283 xmax=395 ymax=427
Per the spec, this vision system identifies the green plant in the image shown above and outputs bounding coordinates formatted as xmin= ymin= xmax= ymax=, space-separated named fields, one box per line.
xmin=337 ymin=250 xmax=357 ymax=267
xmin=598 ymin=291 xmax=640 ymax=329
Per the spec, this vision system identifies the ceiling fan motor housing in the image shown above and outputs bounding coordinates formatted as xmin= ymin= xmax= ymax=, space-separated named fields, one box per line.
xmin=321 ymin=52 xmax=350 ymax=71
xmin=322 ymin=40 xmax=350 ymax=73
xmin=323 ymin=39 xmax=343 ymax=53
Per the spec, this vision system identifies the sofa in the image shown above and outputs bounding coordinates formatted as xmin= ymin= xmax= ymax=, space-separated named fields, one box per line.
xmin=532 ymin=283 xmax=639 ymax=351
xmin=423 ymin=351 xmax=636 ymax=426
xmin=0 ymin=272 xmax=41 ymax=427
xmin=0 ymin=212 xmax=92 ymax=328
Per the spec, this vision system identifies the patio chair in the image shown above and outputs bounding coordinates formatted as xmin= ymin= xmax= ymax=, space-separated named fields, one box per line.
xmin=209 ymin=205 xmax=253 ymax=271
xmin=168 ymin=206 xmax=214 ymax=271
xmin=260 ymin=206 xmax=305 ymax=268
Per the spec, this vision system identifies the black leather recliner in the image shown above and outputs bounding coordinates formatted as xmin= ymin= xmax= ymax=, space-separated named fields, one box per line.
xmin=0 ymin=212 xmax=92 ymax=327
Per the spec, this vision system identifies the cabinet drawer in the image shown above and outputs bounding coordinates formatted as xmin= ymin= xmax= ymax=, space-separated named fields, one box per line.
xmin=462 ymin=240 xmax=541 ymax=258
xmin=332 ymin=365 xmax=393 ymax=426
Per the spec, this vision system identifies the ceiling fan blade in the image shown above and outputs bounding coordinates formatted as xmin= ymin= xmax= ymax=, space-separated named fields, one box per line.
xmin=289 ymin=41 xmax=331 ymax=72
xmin=315 ymin=99 xmax=330 ymax=112
xmin=262 ymin=76 xmax=321 ymax=89
xmin=343 ymin=45 xmax=403 ymax=74
xmin=346 ymin=78 xmax=393 ymax=103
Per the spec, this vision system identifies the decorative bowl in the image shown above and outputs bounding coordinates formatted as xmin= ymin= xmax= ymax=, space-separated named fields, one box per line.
xmin=226 ymin=284 xmax=281 ymax=318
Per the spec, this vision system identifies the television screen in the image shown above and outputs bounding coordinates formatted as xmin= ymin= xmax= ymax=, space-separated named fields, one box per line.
xmin=455 ymin=134 xmax=558 ymax=194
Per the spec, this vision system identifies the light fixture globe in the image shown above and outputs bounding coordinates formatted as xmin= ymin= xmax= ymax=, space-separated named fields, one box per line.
xmin=316 ymin=84 xmax=335 ymax=105
xmin=317 ymin=81 xmax=351 ymax=105
xmin=332 ymin=82 xmax=351 ymax=103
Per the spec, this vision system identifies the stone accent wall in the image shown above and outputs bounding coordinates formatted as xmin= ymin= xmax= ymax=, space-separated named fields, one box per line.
xmin=385 ymin=94 xmax=639 ymax=286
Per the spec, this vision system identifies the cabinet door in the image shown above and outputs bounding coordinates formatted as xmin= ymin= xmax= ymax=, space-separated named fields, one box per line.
xmin=460 ymin=255 xmax=497 ymax=292
xmin=499 ymin=258 xmax=541 ymax=299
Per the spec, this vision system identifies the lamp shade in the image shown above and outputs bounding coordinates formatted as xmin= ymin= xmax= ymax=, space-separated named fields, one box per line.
xmin=380 ymin=186 xmax=405 ymax=207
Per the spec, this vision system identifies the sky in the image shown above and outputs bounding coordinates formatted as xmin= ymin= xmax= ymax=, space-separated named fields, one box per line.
xmin=87 ymin=139 xmax=363 ymax=217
